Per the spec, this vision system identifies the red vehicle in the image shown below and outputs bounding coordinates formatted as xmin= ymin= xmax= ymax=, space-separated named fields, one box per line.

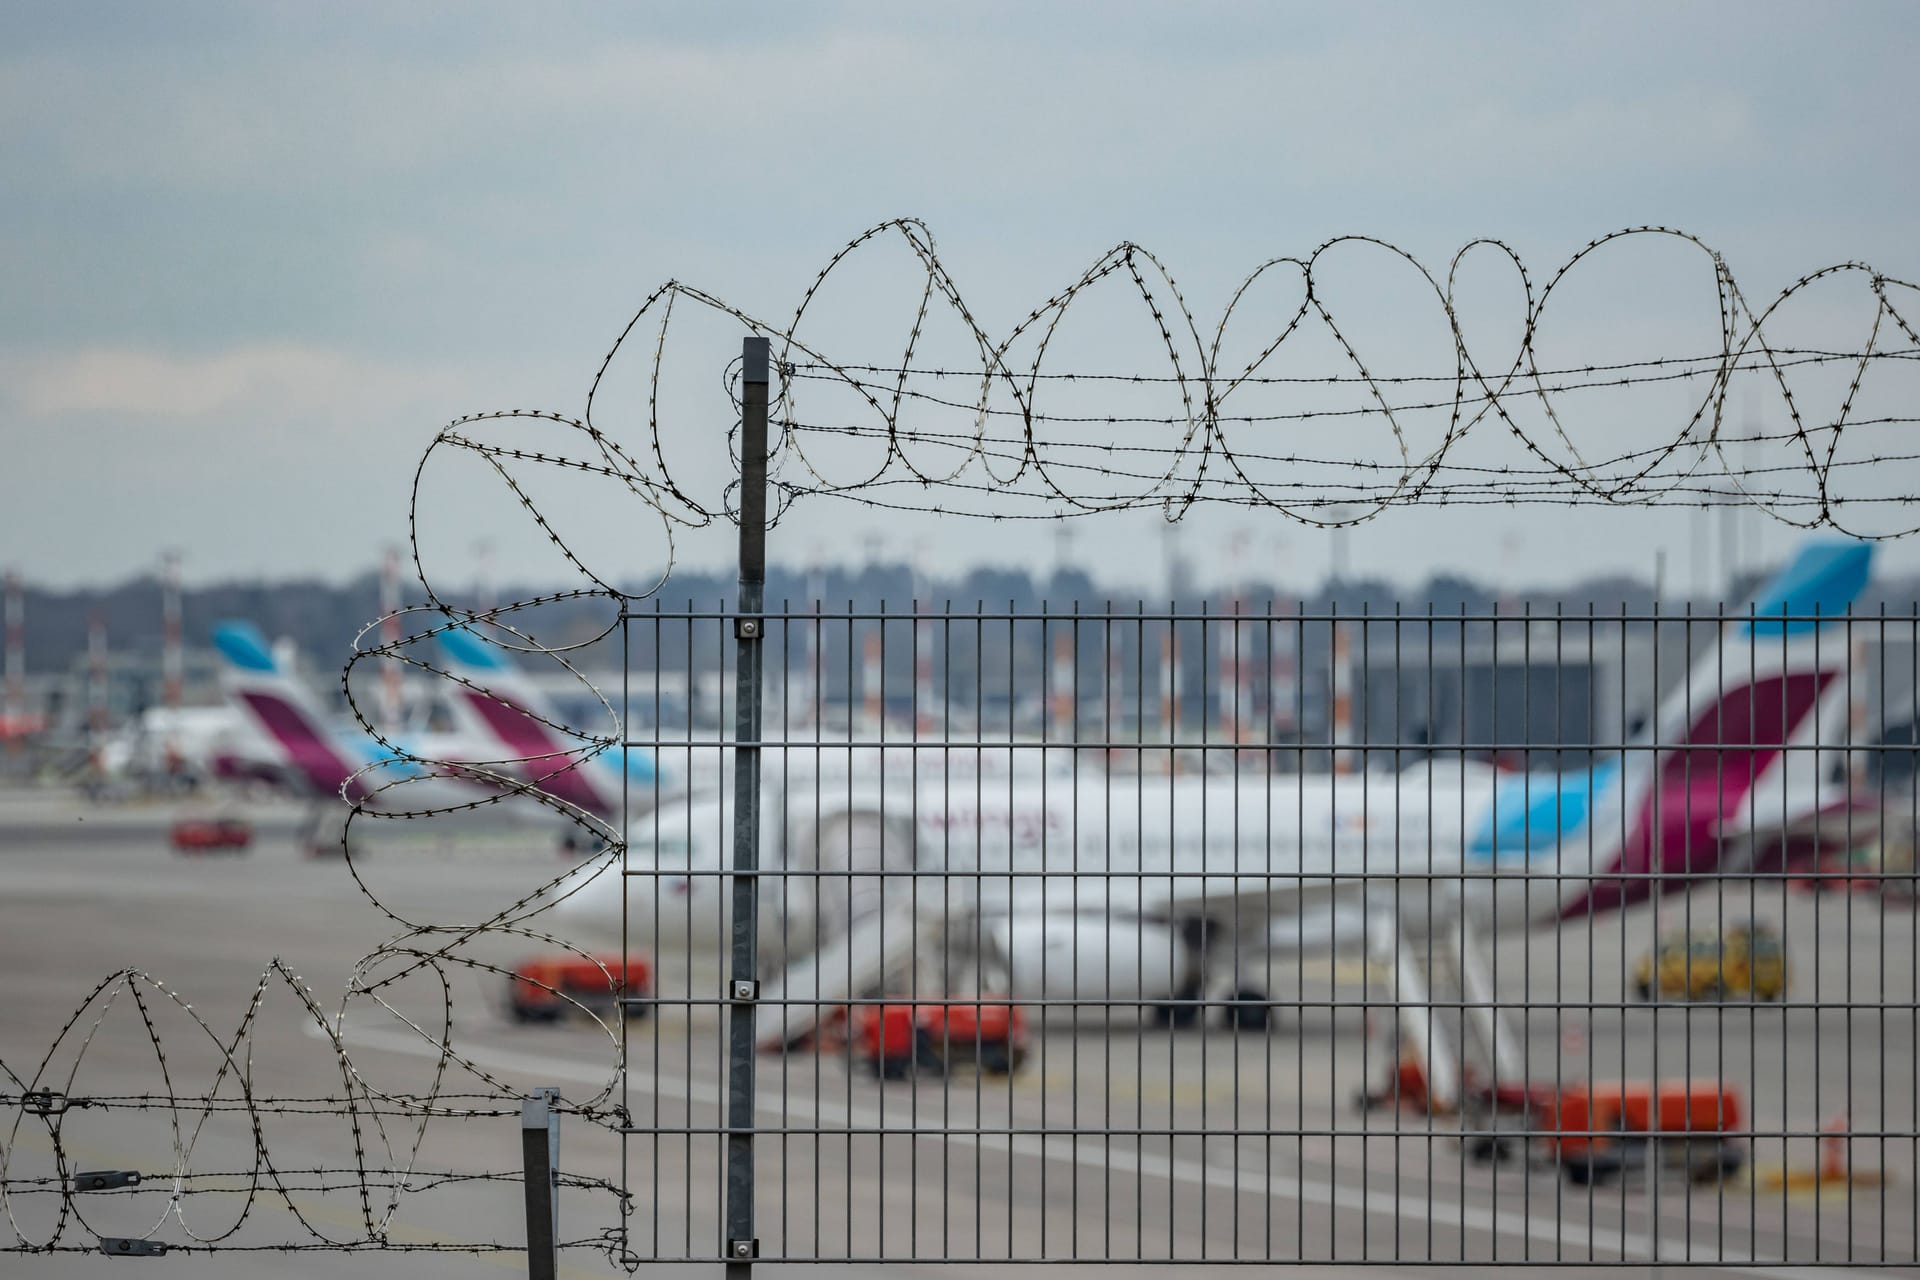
xmin=854 ymin=1000 xmax=1029 ymax=1078
xmin=169 ymin=817 xmax=254 ymax=852
xmin=1465 ymin=1078 xmax=1745 ymax=1186
xmin=508 ymin=954 xmax=653 ymax=1023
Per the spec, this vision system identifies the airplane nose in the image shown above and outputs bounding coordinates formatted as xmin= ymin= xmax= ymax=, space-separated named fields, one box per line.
xmin=549 ymin=857 xmax=629 ymax=942
xmin=615 ymin=866 xmax=670 ymax=942
xmin=547 ymin=856 xmax=688 ymax=942
xmin=606 ymin=866 xmax=712 ymax=949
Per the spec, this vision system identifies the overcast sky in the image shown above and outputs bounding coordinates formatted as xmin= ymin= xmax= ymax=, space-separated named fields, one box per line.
xmin=4 ymin=2 xmax=1918 ymax=601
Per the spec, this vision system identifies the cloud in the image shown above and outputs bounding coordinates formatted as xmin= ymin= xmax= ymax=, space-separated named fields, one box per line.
xmin=0 ymin=18 xmax=1772 ymax=207
xmin=2 ymin=343 xmax=466 ymax=419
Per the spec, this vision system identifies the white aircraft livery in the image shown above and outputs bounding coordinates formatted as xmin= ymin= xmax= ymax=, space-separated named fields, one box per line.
xmin=551 ymin=540 xmax=1880 ymax=1095
xmin=211 ymin=620 xmax=517 ymax=818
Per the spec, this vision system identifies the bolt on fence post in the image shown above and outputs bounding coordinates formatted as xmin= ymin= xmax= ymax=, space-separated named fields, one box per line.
xmin=726 ymin=334 xmax=770 ymax=1275
xmin=521 ymin=1087 xmax=559 ymax=1280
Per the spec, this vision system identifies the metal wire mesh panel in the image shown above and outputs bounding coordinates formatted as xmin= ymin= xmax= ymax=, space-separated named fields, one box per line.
xmin=606 ymin=591 xmax=1920 ymax=1267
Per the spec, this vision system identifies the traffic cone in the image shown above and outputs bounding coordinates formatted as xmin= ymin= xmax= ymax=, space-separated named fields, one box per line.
xmin=1820 ymin=1113 xmax=1848 ymax=1183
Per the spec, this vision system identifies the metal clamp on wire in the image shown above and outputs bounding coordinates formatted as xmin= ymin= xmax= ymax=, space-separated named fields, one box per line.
xmin=99 ymin=1238 xmax=167 ymax=1257
xmin=72 ymin=1170 xmax=141 ymax=1193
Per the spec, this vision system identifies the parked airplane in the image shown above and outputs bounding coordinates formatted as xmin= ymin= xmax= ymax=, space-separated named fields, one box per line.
xmin=435 ymin=623 xmax=1073 ymax=821
xmin=434 ymin=624 xmax=667 ymax=832
xmin=90 ymin=705 xmax=257 ymax=790
xmin=550 ymin=541 xmax=1879 ymax=1101
xmin=212 ymin=620 xmax=550 ymax=838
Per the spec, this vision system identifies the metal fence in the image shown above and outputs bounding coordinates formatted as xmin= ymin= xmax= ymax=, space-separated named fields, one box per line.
xmin=605 ymin=600 xmax=1918 ymax=1269
xmin=598 ymin=345 xmax=1920 ymax=1269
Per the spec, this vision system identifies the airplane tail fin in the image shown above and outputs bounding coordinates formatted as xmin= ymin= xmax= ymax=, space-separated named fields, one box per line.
xmin=211 ymin=620 xmax=360 ymax=797
xmin=435 ymin=625 xmax=655 ymax=817
xmin=1575 ymin=540 xmax=1874 ymax=913
xmin=1644 ymin=540 xmax=1871 ymax=789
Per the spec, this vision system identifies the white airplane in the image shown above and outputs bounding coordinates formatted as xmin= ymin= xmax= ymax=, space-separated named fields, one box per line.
xmin=434 ymin=620 xmax=1074 ymax=820
xmin=211 ymin=620 xmax=554 ymax=837
xmin=432 ymin=624 xmax=673 ymax=839
xmin=92 ymin=704 xmax=255 ymax=789
xmin=550 ymin=541 xmax=1881 ymax=1103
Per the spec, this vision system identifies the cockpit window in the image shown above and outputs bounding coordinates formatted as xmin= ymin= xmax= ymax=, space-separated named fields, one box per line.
xmin=633 ymin=800 xmax=724 ymax=870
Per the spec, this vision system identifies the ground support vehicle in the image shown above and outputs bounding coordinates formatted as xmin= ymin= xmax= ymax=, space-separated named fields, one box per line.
xmin=508 ymin=953 xmax=652 ymax=1023
xmin=169 ymin=816 xmax=254 ymax=852
xmin=854 ymin=1000 xmax=1029 ymax=1079
xmin=1464 ymin=1079 xmax=1745 ymax=1187
xmin=1633 ymin=922 xmax=1785 ymax=1002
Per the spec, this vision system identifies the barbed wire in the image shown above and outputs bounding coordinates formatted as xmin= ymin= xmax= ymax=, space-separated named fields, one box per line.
xmin=391 ymin=221 xmax=1920 ymax=582
xmin=595 ymin=221 xmax=1920 ymax=534
xmin=0 ymin=948 xmax=634 ymax=1258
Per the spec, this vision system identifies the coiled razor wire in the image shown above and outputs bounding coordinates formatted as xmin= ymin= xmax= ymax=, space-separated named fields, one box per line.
xmin=5 ymin=219 xmax=1919 ymax=1261
xmin=0 ymin=961 xmax=630 ymax=1259
xmin=415 ymin=219 xmax=1920 ymax=557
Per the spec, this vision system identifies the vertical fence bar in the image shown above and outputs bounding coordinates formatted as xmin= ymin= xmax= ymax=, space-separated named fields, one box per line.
xmin=522 ymin=1087 xmax=559 ymax=1280
xmin=726 ymin=334 xmax=771 ymax=1273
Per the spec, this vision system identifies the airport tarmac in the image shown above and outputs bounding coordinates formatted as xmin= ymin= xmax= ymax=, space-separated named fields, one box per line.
xmin=0 ymin=785 xmax=1915 ymax=1278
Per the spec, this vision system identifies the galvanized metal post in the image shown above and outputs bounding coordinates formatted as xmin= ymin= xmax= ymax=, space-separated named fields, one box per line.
xmin=521 ymin=1087 xmax=559 ymax=1280
xmin=726 ymin=335 xmax=770 ymax=1275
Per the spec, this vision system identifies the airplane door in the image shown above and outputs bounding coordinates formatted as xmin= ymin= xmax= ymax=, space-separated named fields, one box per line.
xmin=804 ymin=809 xmax=918 ymax=938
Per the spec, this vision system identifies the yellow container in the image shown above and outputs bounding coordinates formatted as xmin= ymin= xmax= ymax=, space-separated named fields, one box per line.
xmin=1633 ymin=923 xmax=1785 ymax=1002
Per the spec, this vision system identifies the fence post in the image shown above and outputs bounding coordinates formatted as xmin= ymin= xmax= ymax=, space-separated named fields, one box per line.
xmin=521 ymin=1087 xmax=559 ymax=1280
xmin=725 ymin=335 xmax=770 ymax=1274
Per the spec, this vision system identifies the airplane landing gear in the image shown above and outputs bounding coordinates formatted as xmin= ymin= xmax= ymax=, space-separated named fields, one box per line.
xmin=1150 ymin=975 xmax=1205 ymax=1029
xmin=1222 ymin=990 xmax=1274 ymax=1032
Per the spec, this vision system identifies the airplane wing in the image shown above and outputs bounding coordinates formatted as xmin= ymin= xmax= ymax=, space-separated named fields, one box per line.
xmin=1714 ymin=790 xmax=1885 ymax=849
xmin=1132 ymin=847 xmax=1466 ymax=940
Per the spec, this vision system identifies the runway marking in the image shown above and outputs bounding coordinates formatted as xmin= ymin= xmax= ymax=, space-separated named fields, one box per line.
xmin=315 ymin=1018 xmax=1869 ymax=1277
xmin=1019 ymin=1066 xmax=1232 ymax=1107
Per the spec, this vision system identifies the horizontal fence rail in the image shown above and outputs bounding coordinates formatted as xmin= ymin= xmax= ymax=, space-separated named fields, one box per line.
xmin=606 ymin=601 xmax=1920 ymax=1268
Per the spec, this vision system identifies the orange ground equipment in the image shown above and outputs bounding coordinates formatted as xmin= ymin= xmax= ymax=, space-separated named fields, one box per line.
xmin=1537 ymin=1080 xmax=1745 ymax=1186
xmin=854 ymin=1000 xmax=1029 ymax=1079
xmin=169 ymin=816 xmax=253 ymax=852
xmin=508 ymin=954 xmax=653 ymax=1023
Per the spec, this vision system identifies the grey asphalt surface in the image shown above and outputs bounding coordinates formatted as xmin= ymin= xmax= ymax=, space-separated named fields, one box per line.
xmin=0 ymin=786 xmax=1914 ymax=1278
